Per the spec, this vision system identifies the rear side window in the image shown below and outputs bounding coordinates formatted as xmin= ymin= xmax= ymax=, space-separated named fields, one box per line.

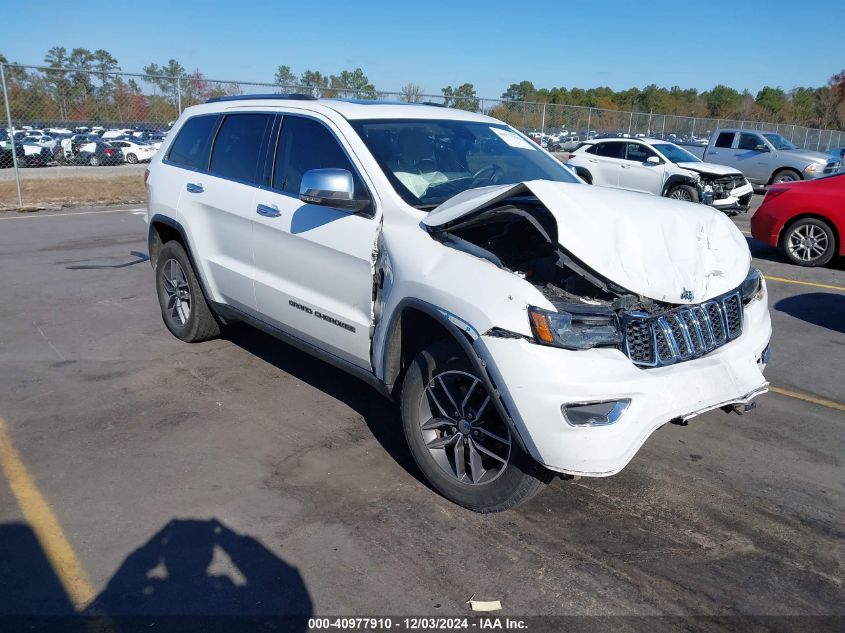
xmin=209 ymin=113 xmax=273 ymax=184
xmin=714 ymin=132 xmax=735 ymax=148
xmin=588 ymin=142 xmax=625 ymax=159
xmin=273 ymin=115 xmax=365 ymax=197
xmin=167 ymin=115 xmax=219 ymax=170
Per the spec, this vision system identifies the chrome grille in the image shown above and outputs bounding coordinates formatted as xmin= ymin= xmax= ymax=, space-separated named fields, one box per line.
xmin=624 ymin=291 xmax=743 ymax=367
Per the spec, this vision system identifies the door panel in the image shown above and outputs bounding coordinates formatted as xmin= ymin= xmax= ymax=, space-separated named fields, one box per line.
xmin=618 ymin=143 xmax=665 ymax=194
xmin=252 ymin=114 xmax=378 ymax=369
xmin=175 ymin=112 xmax=274 ymax=313
xmin=733 ymin=133 xmax=768 ymax=183
xmin=178 ymin=176 xmax=257 ymax=312
xmin=585 ymin=142 xmax=625 ymax=187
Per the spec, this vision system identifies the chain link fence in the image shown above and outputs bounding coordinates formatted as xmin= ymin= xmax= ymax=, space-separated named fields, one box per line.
xmin=2 ymin=62 xmax=843 ymax=208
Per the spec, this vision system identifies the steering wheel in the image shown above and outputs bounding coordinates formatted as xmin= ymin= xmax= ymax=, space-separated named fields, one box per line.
xmin=470 ymin=164 xmax=505 ymax=187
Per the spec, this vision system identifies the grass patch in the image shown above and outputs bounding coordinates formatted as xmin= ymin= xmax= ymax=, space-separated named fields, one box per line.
xmin=0 ymin=175 xmax=145 ymax=209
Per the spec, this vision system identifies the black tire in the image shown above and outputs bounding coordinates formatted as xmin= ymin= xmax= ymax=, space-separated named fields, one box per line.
xmin=126 ymin=153 xmax=138 ymax=164
xmin=780 ymin=217 xmax=837 ymax=267
xmin=576 ymin=170 xmax=592 ymax=184
xmin=88 ymin=155 xmax=99 ymax=167
xmin=771 ymin=168 xmax=801 ymax=184
xmin=155 ymin=240 xmax=221 ymax=342
xmin=666 ymin=184 xmax=699 ymax=203
xmin=400 ymin=339 xmax=551 ymax=512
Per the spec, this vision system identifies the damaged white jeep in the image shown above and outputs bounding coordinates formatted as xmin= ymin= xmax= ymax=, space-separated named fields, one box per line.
xmin=146 ymin=96 xmax=772 ymax=512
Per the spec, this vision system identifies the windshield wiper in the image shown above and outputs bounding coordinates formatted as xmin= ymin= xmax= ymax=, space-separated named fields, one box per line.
xmin=414 ymin=203 xmax=439 ymax=211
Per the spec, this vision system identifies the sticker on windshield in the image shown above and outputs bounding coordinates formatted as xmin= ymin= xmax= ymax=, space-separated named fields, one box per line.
xmin=490 ymin=127 xmax=536 ymax=150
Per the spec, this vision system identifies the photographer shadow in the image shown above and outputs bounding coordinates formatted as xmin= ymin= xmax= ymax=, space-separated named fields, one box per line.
xmin=85 ymin=518 xmax=312 ymax=629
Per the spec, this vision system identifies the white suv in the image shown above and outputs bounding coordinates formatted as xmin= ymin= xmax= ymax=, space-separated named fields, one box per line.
xmin=567 ymin=138 xmax=754 ymax=212
xmin=145 ymin=95 xmax=772 ymax=512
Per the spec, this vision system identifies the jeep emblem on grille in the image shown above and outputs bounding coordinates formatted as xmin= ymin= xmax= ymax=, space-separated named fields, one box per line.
xmin=680 ymin=288 xmax=694 ymax=301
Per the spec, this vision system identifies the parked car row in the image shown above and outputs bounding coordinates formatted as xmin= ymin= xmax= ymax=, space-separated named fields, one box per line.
xmin=0 ymin=124 xmax=167 ymax=168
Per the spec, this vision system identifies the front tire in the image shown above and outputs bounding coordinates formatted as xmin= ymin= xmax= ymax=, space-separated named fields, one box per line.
xmin=126 ymin=153 xmax=138 ymax=164
xmin=666 ymin=184 xmax=699 ymax=203
xmin=772 ymin=168 xmax=801 ymax=184
xmin=781 ymin=217 xmax=837 ymax=267
xmin=400 ymin=340 xmax=551 ymax=512
xmin=155 ymin=241 xmax=221 ymax=342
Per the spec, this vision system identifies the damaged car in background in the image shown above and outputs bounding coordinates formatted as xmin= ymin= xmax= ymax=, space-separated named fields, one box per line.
xmin=566 ymin=137 xmax=754 ymax=213
xmin=146 ymin=98 xmax=772 ymax=512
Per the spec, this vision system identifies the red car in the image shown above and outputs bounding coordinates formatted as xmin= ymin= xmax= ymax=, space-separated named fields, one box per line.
xmin=751 ymin=173 xmax=844 ymax=266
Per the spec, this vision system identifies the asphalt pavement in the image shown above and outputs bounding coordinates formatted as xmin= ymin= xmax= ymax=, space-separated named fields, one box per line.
xmin=0 ymin=199 xmax=842 ymax=627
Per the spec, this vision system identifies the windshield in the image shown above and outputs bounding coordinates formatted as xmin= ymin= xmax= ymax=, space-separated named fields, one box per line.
xmin=652 ymin=143 xmax=701 ymax=163
xmin=762 ymin=133 xmax=797 ymax=151
xmin=349 ymin=119 xmax=579 ymax=208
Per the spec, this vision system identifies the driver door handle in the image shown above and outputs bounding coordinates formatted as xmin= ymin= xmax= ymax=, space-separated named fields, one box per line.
xmin=256 ymin=203 xmax=281 ymax=218
xmin=186 ymin=182 xmax=203 ymax=193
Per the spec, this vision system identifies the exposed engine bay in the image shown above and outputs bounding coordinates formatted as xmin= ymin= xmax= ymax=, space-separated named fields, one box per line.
xmin=429 ymin=199 xmax=657 ymax=314
xmin=689 ymin=170 xmax=753 ymax=212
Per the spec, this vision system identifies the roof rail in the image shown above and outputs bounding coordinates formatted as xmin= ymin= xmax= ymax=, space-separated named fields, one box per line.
xmin=421 ymin=101 xmax=446 ymax=108
xmin=205 ymin=93 xmax=317 ymax=103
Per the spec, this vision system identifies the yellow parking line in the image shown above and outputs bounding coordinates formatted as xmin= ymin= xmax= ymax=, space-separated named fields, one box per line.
xmin=770 ymin=387 xmax=845 ymax=412
xmin=0 ymin=417 xmax=94 ymax=609
xmin=764 ymin=275 xmax=845 ymax=292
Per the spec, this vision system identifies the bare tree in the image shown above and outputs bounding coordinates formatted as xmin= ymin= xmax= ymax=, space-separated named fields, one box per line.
xmin=400 ymin=83 xmax=425 ymax=103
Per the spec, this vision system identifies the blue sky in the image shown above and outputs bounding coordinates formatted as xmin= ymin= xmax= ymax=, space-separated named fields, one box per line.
xmin=4 ymin=0 xmax=843 ymax=98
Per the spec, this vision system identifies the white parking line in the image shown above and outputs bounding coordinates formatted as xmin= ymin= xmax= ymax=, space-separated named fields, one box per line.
xmin=0 ymin=207 xmax=143 ymax=220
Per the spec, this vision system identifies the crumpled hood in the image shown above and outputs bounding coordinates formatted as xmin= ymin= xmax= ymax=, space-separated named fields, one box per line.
xmin=676 ymin=161 xmax=743 ymax=177
xmin=423 ymin=180 xmax=750 ymax=304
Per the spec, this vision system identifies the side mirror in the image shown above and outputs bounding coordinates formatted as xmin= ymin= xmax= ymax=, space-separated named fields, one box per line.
xmin=646 ymin=156 xmax=661 ymax=165
xmin=299 ymin=168 xmax=369 ymax=212
xmin=753 ymin=144 xmax=769 ymax=152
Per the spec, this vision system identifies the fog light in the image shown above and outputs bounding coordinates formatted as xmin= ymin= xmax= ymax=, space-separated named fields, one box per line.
xmin=562 ymin=399 xmax=630 ymax=427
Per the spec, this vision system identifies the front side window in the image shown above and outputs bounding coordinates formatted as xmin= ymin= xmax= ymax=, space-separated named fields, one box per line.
xmin=350 ymin=118 xmax=579 ymax=207
xmin=167 ymin=115 xmax=219 ymax=170
xmin=624 ymin=143 xmax=656 ymax=162
xmin=273 ymin=115 xmax=365 ymax=197
xmin=738 ymin=133 xmax=763 ymax=151
xmin=209 ymin=113 xmax=272 ymax=184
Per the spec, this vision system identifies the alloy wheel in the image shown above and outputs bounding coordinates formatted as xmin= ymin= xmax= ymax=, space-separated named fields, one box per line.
xmin=418 ymin=370 xmax=511 ymax=485
xmin=787 ymin=224 xmax=829 ymax=262
xmin=162 ymin=258 xmax=191 ymax=325
xmin=669 ymin=188 xmax=693 ymax=201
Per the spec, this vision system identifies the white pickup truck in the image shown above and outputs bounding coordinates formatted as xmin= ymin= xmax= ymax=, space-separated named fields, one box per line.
xmin=681 ymin=129 xmax=830 ymax=185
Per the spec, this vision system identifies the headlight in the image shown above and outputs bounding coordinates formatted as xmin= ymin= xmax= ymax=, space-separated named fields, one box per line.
xmin=528 ymin=305 xmax=622 ymax=350
xmin=804 ymin=163 xmax=823 ymax=173
xmin=740 ymin=268 xmax=763 ymax=304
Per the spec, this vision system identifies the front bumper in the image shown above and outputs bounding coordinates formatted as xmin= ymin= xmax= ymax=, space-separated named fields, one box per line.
xmin=476 ymin=292 xmax=772 ymax=476
xmin=710 ymin=182 xmax=754 ymax=211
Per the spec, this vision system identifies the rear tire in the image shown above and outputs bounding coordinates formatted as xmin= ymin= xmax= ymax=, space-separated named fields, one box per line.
xmin=771 ymin=168 xmax=801 ymax=184
xmin=400 ymin=339 xmax=551 ymax=512
xmin=666 ymin=184 xmax=699 ymax=203
xmin=155 ymin=241 xmax=221 ymax=342
xmin=127 ymin=153 xmax=138 ymax=164
xmin=88 ymin=156 xmax=99 ymax=166
xmin=781 ymin=217 xmax=837 ymax=267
